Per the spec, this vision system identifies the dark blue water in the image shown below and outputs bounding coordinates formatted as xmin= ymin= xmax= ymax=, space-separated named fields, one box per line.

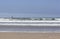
xmin=0 ymin=25 xmax=60 ymax=32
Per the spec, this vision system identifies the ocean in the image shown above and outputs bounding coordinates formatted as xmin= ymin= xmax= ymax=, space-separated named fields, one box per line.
xmin=0 ymin=25 xmax=60 ymax=33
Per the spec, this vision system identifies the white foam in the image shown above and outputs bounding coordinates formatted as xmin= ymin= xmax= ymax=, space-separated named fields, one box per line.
xmin=0 ymin=31 xmax=60 ymax=33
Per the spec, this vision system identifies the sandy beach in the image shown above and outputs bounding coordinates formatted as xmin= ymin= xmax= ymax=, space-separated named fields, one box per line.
xmin=0 ymin=32 xmax=60 ymax=39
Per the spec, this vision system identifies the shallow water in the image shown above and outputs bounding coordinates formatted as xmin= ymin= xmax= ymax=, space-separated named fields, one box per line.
xmin=0 ymin=25 xmax=60 ymax=32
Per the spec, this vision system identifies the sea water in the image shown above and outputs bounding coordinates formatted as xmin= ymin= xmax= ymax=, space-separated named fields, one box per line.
xmin=0 ymin=25 xmax=60 ymax=33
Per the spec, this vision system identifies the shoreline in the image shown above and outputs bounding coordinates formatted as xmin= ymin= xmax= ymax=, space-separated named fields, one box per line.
xmin=0 ymin=31 xmax=60 ymax=33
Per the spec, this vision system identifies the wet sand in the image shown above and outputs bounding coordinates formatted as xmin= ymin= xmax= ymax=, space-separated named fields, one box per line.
xmin=0 ymin=32 xmax=60 ymax=39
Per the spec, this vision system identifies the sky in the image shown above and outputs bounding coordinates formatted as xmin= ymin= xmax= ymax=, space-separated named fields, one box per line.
xmin=0 ymin=0 xmax=59 ymax=17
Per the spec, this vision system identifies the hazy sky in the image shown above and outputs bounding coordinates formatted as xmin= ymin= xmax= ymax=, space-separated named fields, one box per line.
xmin=0 ymin=0 xmax=59 ymax=17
